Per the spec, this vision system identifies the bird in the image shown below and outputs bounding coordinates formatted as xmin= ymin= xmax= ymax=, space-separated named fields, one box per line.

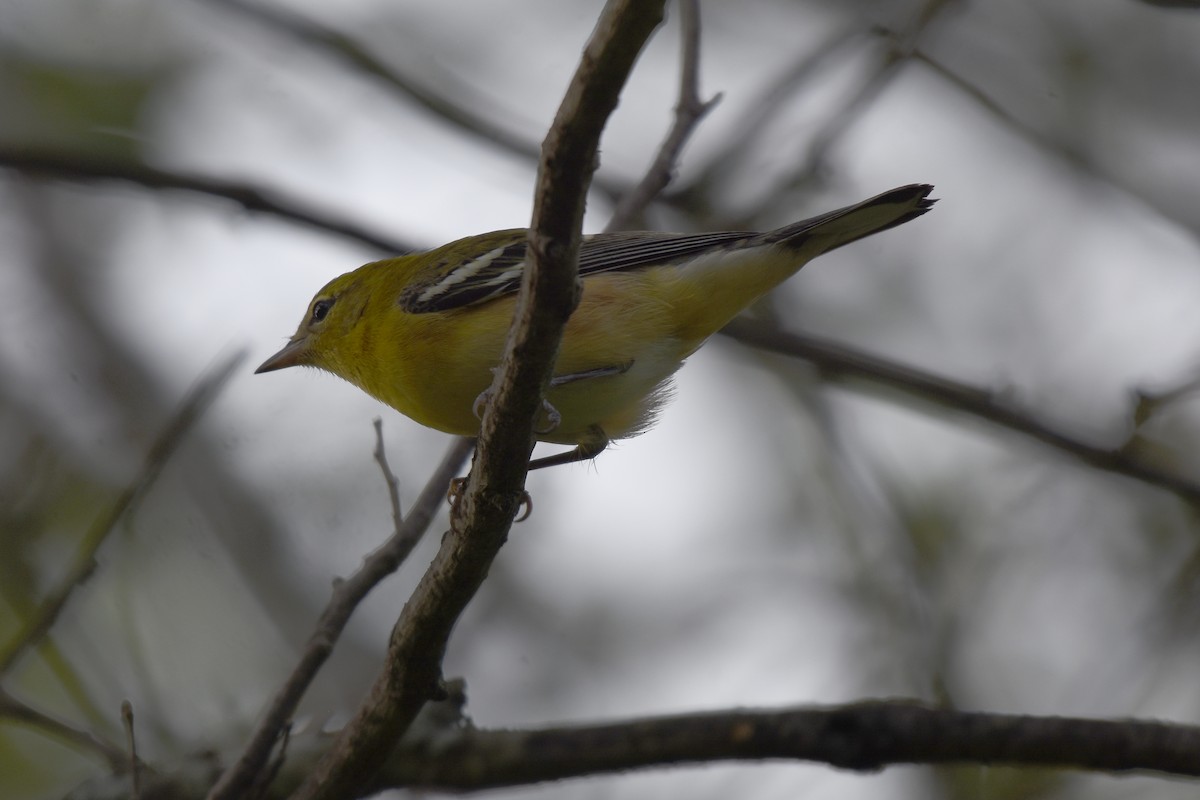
xmin=257 ymin=183 xmax=935 ymax=472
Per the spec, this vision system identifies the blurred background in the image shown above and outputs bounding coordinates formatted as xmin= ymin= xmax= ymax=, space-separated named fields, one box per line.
xmin=3 ymin=0 xmax=1200 ymax=797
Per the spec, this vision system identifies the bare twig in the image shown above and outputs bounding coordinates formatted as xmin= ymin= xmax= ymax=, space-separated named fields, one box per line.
xmin=1133 ymin=369 xmax=1200 ymax=428
xmin=201 ymin=0 xmax=543 ymax=169
xmin=121 ymin=701 xmax=141 ymax=800
xmin=198 ymin=0 xmax=629 ymax=205
xmin=769 ymin=0 xmax=957 ymax=197
xmin=912 ymin=50 xmax=1200 ymax=242
xmin=0 ymin=351 xmax=245 ymax=677
xmin=285 ymin=4 xmax=667 ymax=798
xmin=372 ymin=418 xmax=404 ymax=531
xmin=0 ymin=148 xmax=410 ymax=254
xmin=205 ymin=436 xmax=474 ymax=800
xmin=685 ymin=24 xmax=862 ymax=195
xmin=0 ymin=686 xmax=127 ymax=770
xmin=252 ymin=722 xmax=292 ymax=800
xmin=722 ymin=318 xmax=1200 ymax=506
xmin=606 ymin=0 xmax=721 ymax=232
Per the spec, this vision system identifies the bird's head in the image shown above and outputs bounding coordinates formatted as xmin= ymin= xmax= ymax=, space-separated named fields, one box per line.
xmin=256 ymin=268 xmax=374 ymax=379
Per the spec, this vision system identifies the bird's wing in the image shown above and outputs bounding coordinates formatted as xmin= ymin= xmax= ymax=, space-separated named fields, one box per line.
xmin=399 ymin=229 xmax=754 ymax=314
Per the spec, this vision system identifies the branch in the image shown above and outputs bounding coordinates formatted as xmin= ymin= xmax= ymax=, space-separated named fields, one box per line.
xmin=371 ymin=418 xmax=405 ymax=532
xmin=381 ymin=701 xmax=1200 ymax=789
xmin=205 ymin=436 xmax=474 ymax=800
xmin=0 ymin=148 xmax=410 ymax=254
xmin=685 ymin=24 xmax=862 ymax=195
xmin=768 ymin=0 xmax=955 ymax=197
xmin=65 ymin=700 xmax=1200 ymax=798
xmin=0 ymin=351 xmax=245 ymax=678
xmin=285 ymin=3 xmax=666 ymax=798
xmin=198 ymin=0 xmax=632 ymax=203
xmin=200 ymin=0 xmax=543 ymax=168
xmin=722 ymin=318 xmax=1200 ymax=506
xmin=912 ymin=50 xmax=1200 ymax=243
xmin=606 ymin=0 xmax=720 ymax=232
xmin=0 ymin=686 xmax=128 ymax=771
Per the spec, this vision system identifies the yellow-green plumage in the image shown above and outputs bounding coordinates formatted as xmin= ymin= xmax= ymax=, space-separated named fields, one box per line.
xmin=258 ymin=184 xmax=934 ymax=461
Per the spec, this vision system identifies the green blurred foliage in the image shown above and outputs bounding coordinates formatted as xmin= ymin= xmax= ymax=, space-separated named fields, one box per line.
xmin=0 ymin=53 xmax=159 ymax=157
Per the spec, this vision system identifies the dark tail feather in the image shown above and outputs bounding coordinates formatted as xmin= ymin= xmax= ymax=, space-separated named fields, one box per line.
xmin=761 ymin=183 xmax=937 ymax=253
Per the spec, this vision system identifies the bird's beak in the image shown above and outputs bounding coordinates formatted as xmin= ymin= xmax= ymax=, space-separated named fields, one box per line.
xmin=255 ymin=336 xmax=310 ymax=374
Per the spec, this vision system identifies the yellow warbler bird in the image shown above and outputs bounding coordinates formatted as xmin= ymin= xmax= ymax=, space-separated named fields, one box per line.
xmin=258 ymin=184 xmax=934 ymax=470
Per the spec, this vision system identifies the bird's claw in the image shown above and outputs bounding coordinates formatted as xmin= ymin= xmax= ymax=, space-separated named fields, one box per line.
xmin=515 ymin=491 xmax=533 ymax=522
xmin=472 ymin=368 xmax=502 ymax=420
xmin=534 ymin=398 xmax=561 ymax=434
xmin=473 ymin=384 xmax=561 ymax=435
xmin=447 ymin=478 xmax=533 ymax=523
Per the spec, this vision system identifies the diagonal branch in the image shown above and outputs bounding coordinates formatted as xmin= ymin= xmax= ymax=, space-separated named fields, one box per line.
xmin=685 ymin=24 xmax=862 ymax=195
xmin=606 ymin=0 xmax=721 ymax=232
xmin=198 ymin=0 xmax=631 ymax=203
xmin=205 ymin=436 xmax=474 ymax=800
xmin=0 ymin=148 xmax=410 ymax=254
xmin=912 ymin=50 xmax=1200 ymax=243
xmin=767 ymin=0 xmax=956 ymax=198
xmin=200 ymin=0 xmax=544 ymax=168
xmin=0 ymin=686 xmax=128 ymax=771
xmin=0 ymin=351 xmax=245 ymax=678
xmin=722 ymin=318 xmax=1200 ymax=506
xmin=285 ymin=3 xmax=667 ymax=799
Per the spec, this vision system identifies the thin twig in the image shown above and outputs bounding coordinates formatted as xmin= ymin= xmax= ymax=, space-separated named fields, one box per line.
xmin=0 ymin=686 xmax=128 ymax=770
xmin=121 ymin=701 xmax=141 ymax=800
xmin=685 ymin=24 xmax=863 ymax=194
xmin=0 ymin=148 xmax=409 ymax=254
xmin=606 ymin=0 xmax=721 ymax=232
xmin=768 ymin=0 xmax=956 ymax=198
xmin=201 ymin=0 xmax=542 ymax=169
xmin=1133 ymin=369 xmax=1200 ymax=428
xmin=0 ymin=351 xmax=246 ymax=677
xmin=722 ymin=318 xmax=1200 ymax=506
xmin=198 ymin=0 xmax=629 ymax=205
xmin=205 ymin=436 xmax=474 ymax=800
xmin=286 ymin=4 xmax=667 ymax=798
xmin=372 ymin=418 xmax=404 ymax=531
xmin=911 ymin=49 xmax=1200 ymax=242
xmin=253 ymin=722 xmax=292 ymax=800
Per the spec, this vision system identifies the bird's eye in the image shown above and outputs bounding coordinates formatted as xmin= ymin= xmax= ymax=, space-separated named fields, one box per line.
xmin=310 ymin=298 xmax=335 ymax=324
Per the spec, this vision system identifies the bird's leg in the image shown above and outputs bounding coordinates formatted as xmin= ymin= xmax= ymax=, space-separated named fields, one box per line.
xmin=533 ymin=362 xmax=631 ymax=434
xmin=455 ymin=362 xmax=629 ymax=517
xmin=548 ymin=363 xmax=633 ymax=386
xmin=526 ymin=363 xmax=629 ymax=464
xmin=528 ymin=427 xmax=609 ymax=471
xmin=473 ymin=362 xmax=632 ymax=433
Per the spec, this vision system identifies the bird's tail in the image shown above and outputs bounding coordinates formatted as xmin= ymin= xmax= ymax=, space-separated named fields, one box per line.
xmin=669 ymin=184 xmax=935 ymax=348
xmin=760 ymin=183 xmax=936 ymax=254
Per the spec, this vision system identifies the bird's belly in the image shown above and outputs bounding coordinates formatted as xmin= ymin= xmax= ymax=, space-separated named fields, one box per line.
xmin=539 ymin=347 xmax=680 ymax=444
xmin=391 ymin=340 xmax=682 ymax=446
xmin=384 ymin=271 xmax=689 ymax=445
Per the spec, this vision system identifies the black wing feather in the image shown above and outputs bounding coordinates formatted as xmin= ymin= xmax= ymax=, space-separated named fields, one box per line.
xmin=402 ymin=230 xmax=754 ymax=314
